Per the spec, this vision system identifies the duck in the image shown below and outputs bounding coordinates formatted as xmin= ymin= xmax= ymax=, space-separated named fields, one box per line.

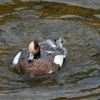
xmin=13 ymin=38 xmax=67 ymax=76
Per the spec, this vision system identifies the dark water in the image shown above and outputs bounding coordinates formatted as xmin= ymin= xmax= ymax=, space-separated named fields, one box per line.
xmin=0 ymin=0 xmax=100 ymax=99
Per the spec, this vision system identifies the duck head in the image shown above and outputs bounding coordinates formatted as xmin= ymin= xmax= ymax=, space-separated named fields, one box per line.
xmin=28 ymin=41 xmax=40 ymax=63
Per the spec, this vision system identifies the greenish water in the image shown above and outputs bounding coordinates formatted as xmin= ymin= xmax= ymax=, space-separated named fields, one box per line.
xmin=0 ymin=0 xmax=100 ymax=100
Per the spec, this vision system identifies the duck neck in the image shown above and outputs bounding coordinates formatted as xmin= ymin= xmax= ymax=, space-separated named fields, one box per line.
xmin=34 ymin=50 xmax=41 ymax=59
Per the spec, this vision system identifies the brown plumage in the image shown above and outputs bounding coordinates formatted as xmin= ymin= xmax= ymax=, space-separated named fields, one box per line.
xmin=19 ymin=59 xmax=54 ymax=76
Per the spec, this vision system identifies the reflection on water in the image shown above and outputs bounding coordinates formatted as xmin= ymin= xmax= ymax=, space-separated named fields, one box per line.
xmin=0 ymin=0 xmax=100 ymax=99
xmin=42 ymin=0 xmax=100 ymax=9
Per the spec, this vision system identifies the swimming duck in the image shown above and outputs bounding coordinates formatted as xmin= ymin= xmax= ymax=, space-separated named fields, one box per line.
xmin=13 ymin=38 xmax=67 ymax=76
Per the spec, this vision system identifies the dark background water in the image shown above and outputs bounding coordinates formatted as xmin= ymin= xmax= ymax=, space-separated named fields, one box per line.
xmin=0 ymin=0 xmax=100 ymax=99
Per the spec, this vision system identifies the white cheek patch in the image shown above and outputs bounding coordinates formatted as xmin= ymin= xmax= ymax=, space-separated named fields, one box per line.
xmin=13 ymin=52 xmax=21 ymax=65
xmin=29 ymin=41 xmax=34 ymax=53
xmin=54 ymin=55 xmax=64 ymax=67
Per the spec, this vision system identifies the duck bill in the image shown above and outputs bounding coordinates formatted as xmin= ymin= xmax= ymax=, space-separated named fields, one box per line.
xmin=28 ymin=53 xmax=34 ymax=63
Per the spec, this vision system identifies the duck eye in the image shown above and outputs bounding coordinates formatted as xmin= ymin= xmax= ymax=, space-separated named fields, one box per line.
xmin=34 ymin=41 xmax=39 ymax=49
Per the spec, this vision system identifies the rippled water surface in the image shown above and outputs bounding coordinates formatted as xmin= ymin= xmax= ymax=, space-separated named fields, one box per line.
xmin=0 ymin=0 xmax=100 ymax=99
